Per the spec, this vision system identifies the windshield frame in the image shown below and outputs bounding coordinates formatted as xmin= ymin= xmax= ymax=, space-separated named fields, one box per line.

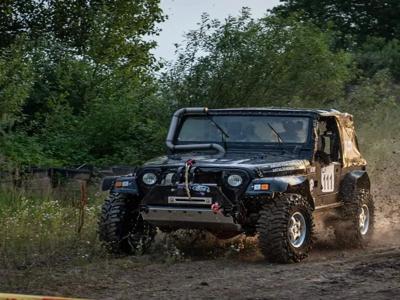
xmin=174 ymin=113 xmax=315 ymax=150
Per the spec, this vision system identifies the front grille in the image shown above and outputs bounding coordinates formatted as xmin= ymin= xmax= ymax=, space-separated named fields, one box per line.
xmin=151 ymin=167 xmax=250 ymax=204
xmin=193 ymin=171 xmax=222 ymax=184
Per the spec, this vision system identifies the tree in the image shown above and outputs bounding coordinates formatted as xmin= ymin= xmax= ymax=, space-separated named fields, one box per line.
xmin=0 ymin=41 xmax=33 ymax=133
xmin=162 ymin=10 xmax=352 ymax=109
xmin=273 ymin=0 xmax=400 ymax=48
xmin=0 ymin=0 xmax=167 ymax=168
xmin=0 ymin=1 xmax=164 ymax=61
xmin=4 ymin=0 xmax=164 ymax=119
xmin=356 ymin=37 xmax=400 ymax=80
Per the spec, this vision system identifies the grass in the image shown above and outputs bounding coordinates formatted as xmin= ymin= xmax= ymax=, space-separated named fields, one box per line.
xmin=0 ymin=188 xmax=104 ymax=269
xmin=0 ymin=186 xmax=262 ymax=272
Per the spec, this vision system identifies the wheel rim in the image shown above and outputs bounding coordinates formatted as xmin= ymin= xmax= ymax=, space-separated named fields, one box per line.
xmin=359 ymin=204 xmax=370 ymax=235
xmin=288 ymin=211 xmax=307 ymax=248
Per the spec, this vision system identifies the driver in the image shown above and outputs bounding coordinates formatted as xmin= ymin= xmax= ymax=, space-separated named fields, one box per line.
xmin=227 ymin=121 xmax=246 ymax=141
xmin=242 ymin=123 xmax=262 ymax=142
xmin=280 ymin=120 xmax=305 ymax=142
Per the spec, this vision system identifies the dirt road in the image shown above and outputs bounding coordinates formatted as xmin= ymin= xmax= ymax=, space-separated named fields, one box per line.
xmin=2 ymin=180 xmax=400 ymax=300
xmin=102 ymin=244 xmax=400 ymax=300
xmin=2 ymin=228 xmax=400 ymax=300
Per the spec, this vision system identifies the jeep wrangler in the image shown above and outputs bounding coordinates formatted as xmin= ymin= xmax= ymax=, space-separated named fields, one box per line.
xmin=99 ymin=107 xmax=374 ymax=263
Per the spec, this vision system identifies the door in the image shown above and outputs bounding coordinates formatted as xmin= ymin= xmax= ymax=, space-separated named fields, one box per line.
xmin=315 ymin=117 xmax=342 ymax=205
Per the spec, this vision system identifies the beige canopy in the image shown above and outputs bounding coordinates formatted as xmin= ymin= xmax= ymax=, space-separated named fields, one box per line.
xmin=335 ymin=113 xmax=367 ymax=168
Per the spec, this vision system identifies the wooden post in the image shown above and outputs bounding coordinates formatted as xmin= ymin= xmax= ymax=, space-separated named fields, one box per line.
xmin=77 ymin=180 xmax=88 ymax=234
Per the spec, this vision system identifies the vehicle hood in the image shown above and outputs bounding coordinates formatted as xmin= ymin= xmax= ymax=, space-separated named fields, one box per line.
xmin=143 ymin=152 xmax=310 ymax=173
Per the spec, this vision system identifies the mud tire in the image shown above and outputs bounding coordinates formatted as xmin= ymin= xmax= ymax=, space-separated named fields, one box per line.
xmin=257 ymin=193 xmax=314 ymax=263
xmin=335 ymin=187 xmax=375 ymax=248
xmin=98 ymin=193 xmax=156 ymax=254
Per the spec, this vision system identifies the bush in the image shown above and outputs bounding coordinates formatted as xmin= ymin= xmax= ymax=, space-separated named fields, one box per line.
xmin=0 ymin=133 xmax=55 ymax=170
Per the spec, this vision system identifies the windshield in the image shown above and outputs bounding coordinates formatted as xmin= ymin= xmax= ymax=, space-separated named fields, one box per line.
xmin=177 ymin=115 xmax=311 ymax=144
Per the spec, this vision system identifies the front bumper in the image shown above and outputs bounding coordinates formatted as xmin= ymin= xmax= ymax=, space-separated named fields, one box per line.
xmin=142 ymin=206 xmax=241 ymax=231
xmin=140 ymin=183 xmax=241 ymax=231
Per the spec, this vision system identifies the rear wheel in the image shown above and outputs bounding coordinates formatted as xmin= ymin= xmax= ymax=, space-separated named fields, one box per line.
xmin=335 ymin=188 xmax=374 ymax=247
xmin=98 ymin=193 xmax=156 ymax=254
xmin=257 ymin=194 xmax=314 ymax=263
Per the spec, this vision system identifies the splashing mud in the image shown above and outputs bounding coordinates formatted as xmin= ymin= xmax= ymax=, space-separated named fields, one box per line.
xmin=371 ymin=166 xmax=400 ymax=246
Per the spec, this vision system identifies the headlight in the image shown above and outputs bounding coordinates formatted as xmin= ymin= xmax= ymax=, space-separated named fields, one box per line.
xmin=142 ymin=172 xmax=157 ymax=185
xmin=227 ymin=174 xmax=243 ymax=187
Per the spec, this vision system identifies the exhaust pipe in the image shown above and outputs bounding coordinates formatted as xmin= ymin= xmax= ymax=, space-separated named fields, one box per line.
xmin=165 ymin=107 xmax=225 ymax=156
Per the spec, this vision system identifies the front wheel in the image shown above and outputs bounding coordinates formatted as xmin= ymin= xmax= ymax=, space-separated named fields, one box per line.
xmin=257 ymin=194 xmax=314 ymax=263
xmin=98 ymin=193 xmax=156 ymax=254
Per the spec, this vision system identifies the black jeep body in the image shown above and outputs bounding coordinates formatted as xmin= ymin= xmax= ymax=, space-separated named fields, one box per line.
xmin=99 ymin=107 xmax=374 ymax=263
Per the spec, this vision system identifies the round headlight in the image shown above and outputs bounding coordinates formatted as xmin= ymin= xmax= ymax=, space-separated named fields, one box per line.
xmin=142 ymin=172 xmax=157 ymax=185
xmin=227 ymin=174 xmax=243 ymax=187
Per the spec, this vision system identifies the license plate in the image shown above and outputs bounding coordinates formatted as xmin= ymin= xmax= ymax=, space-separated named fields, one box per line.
xmin=168 ymin=196 xmax=212 ymax=205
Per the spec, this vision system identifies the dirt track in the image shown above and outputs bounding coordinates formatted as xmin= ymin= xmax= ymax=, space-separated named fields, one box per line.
xmin=100 ymin=243 xmax=400 ymax=300
xmin=2 ymin=227 xmax=400 ymax=300
xmin=1 ymin=180 xmax=400 ymax=300
xmin=2 ymin=242 xmax=400 ymax=299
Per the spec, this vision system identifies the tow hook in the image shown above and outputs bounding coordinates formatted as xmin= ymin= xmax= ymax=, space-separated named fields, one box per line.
xmin=211 ymin=202 xmax=223 ymax=214
xmin=184 ymin=159 xmax=196 ymax=199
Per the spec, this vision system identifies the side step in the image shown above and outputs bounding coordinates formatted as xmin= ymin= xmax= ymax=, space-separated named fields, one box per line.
xmin=315 ymin=202 xmax=344 ymax=212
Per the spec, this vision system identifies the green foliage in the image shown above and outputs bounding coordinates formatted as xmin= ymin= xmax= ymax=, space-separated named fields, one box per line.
xmin=162 ymin=10 xmax=352 ymax=109
xmin=268 ymin=1 xmax=400 ymax=173
xmin=38 ymin=90 xmax=170 ymax=166
xmin=0 ymin=0 xmax=166 ymax=169
xmin=356 ymin=38 xmax=400 ymax=80
xmin=0 ymin=0 xmax=164 ymax=62
xmin=0 ymin=133 xmax=55 ymax=170
xmin=78 ymin=95 xmax=170 ymax=166
xmin=22 ymin=48 xmax=94 ymax=122
xmin=273 ymin=0 xmax=400 ymax=48
xmin=1 ymin=1 xmax=400 ymax=172
xmin=0 ymin=40 xmax=33 ymax=131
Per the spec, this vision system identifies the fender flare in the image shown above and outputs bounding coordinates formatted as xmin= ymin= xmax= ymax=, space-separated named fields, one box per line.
xmin=245 ymin=175 xmax=316 ymax=208
xmin=339 ymin=170 xmax=371 ymax=198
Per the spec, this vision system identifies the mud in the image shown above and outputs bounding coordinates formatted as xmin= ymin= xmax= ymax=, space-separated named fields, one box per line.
xmin=1 ymin=239 xmax=400 ymax=299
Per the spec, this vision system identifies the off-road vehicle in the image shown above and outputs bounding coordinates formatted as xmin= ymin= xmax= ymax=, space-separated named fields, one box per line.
xmin=99 ymin=107 xmax=374 ymax=263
